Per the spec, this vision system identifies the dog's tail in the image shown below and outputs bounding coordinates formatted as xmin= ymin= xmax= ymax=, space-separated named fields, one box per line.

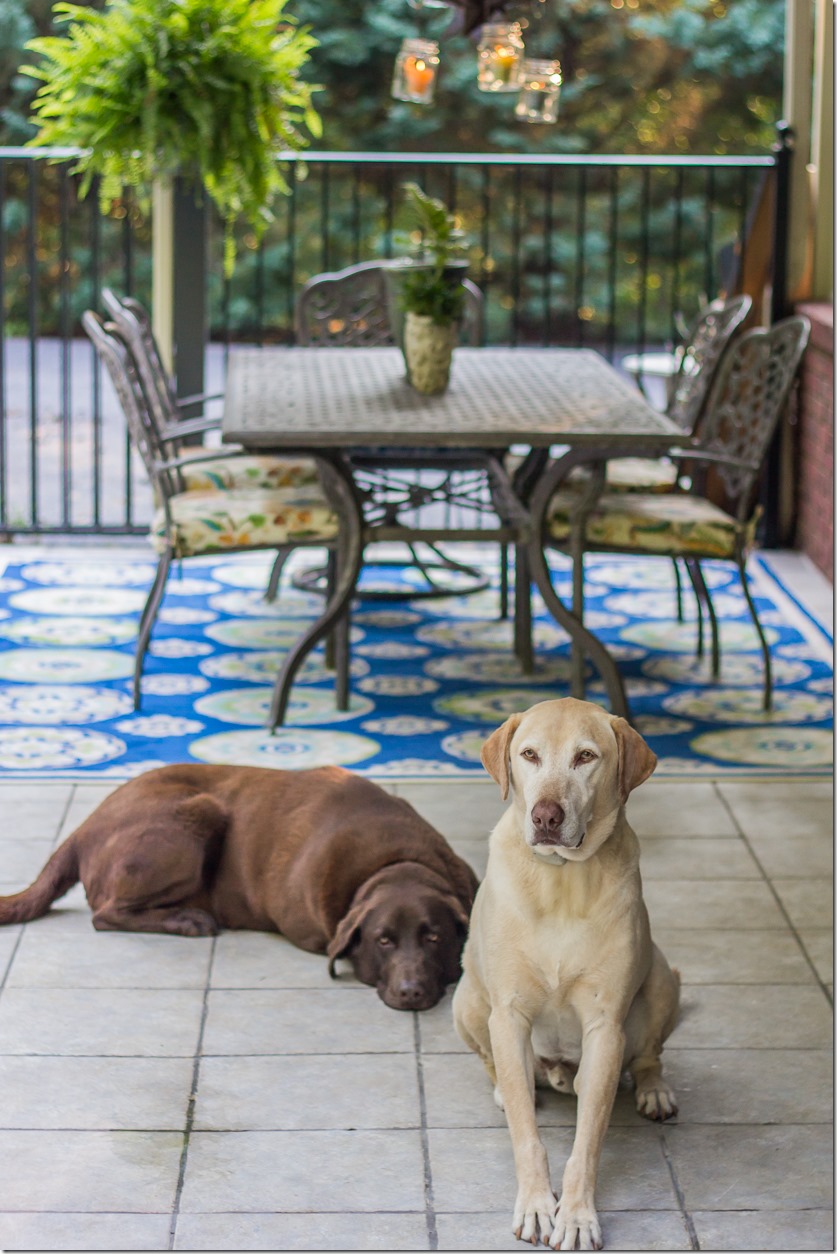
xmin=0 ymin=834 xmax=79 ymax=925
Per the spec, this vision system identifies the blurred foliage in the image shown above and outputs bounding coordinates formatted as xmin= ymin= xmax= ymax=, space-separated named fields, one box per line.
xmin=0 ymin=1 xmax=783 ymax=344
xmin=1 ymin=0 xmax=784 ymax=154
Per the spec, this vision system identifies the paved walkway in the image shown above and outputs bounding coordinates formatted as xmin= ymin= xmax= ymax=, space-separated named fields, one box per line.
xmin=0 ymin=547 xmax=832 ymax=1250
xmin=0 ymin=769 xmax=832 ymax=1252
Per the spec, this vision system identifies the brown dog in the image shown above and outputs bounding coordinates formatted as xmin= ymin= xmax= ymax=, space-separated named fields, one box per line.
xmin=0 ymin=763 xmax=478 ymax=1011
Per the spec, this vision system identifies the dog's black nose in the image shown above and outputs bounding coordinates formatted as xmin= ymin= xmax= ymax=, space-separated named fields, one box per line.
xmin=531 ymin=800 xmax=565 ymax=841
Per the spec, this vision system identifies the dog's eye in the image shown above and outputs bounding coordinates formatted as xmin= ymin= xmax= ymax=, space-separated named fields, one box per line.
xmin=426 ymin=932 xmax=440 ymax=944
xmin=575 ymin=749 xmax=598 ymax=765
xmin=377 ymin=935 xmax=394 ymax=948
xmin=520 ymin=748 xmax=540 ymax=764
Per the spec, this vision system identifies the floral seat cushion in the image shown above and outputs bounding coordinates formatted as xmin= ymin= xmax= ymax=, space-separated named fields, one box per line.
xmin=565 ymin=457 xmax=679 ymax=494
xmin=603 ymin=457 xmax=679 ymax=492
xmin=150 ymin=486 xmax=338 ymax=557
xmin=547 ymin=491 xmax=755 ymax=559
xmin=177 ymin=452 xmax=319 ymax=492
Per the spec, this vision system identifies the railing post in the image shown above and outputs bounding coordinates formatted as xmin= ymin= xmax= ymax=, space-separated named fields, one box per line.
xmin=762 ymin=121 xmax=794 ymax=548
xmin=172 ymin=177 xmax=207 ymax=418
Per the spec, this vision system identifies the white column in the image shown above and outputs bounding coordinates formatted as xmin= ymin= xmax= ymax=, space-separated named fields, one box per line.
xmin=782 ymin=0 xmax=815 ymax=300
xmin=151 ymin=178 xmax=175 ymax=377
xmin=810 ymin=0 xmax=834 ymax=299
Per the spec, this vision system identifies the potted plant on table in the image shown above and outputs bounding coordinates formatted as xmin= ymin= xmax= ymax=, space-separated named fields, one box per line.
xmin=391 ymin=182 xmax=469 ymax=395
xmin=21 ymin=0 xmax=321 ymax=277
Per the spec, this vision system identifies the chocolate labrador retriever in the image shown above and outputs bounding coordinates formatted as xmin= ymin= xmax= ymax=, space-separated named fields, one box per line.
xmin=0 ymin=763 xmax=478 ymax=1011
xmin=453 ymin=699 xmax=679 ymax=1249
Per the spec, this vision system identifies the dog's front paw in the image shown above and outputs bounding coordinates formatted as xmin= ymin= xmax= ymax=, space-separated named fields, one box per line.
xmin=512 ymin=1187 xmax=557 ymax=1246
xmin=635 ymin=1079 xmax=678 ymax=1121
xmin=549 ymin=1200 xmax=602 ymax=1251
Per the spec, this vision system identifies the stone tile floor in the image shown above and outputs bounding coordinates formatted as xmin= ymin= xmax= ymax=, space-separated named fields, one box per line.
xmin=0 ymin=548 xmax=832 ymax=1251
xmin=0 ymin=772 xmax=832 ymax=1253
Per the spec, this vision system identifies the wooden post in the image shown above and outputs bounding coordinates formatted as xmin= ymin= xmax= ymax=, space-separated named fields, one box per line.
xmin=151 ymin=176 xmax=207 ymax=415
xmin=151 ymin=179 xmax=174 ymax=378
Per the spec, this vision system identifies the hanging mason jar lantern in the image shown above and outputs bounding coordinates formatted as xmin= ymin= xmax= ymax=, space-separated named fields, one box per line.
xmin=392 ymin=38 xmax=441 ymax=104
xmin=514 ymin=58 xmax=562 ymax=122
xmin=476 ymin=22 xmax=525 ymax=92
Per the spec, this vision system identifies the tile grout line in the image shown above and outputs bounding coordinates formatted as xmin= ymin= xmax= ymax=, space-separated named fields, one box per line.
xmin=711 ymin=783 xmax=833 ymax=1008
xmin=167 ymin=934 xmax=217 ymax=1251
xmin=659 ymin=1128 xmax=699 ymax=1250
xmin=414 ymin=1013 xmax=439 ymax=1252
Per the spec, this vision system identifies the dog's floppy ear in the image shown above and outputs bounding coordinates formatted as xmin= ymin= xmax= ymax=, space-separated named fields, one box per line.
xmin=610 ymin=716 xmax=657 ymax=803
xmin=440 ymin=891 xmax=471 ymax=936
xmin=326 ymin=897 xmax=371 ymax=977
xmin=480 ymin=713 xmax=523 ymax=800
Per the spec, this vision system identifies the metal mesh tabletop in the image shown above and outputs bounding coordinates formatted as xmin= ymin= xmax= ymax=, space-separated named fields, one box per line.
xmin=222 ymin=347 xmax=683 ymax=449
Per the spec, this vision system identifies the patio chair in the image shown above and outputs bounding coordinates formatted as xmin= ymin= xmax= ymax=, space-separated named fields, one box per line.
xmin=83 ymin=310 xmax=339 ymax=709
xmin=586 ymin=293 xmax=753 ymax=638
xmin=101 ymin=289 xmax=320 ymax=495
xmin=294 ymin=260 xmax=484 ymax=348
xmin=604 ymin=293 xmax=753 ymax=495
xmin=543 ymin=315 xmax=811 ymax=711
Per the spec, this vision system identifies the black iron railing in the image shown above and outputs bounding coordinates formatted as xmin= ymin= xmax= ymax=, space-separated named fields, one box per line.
xmin=0 ymin=146 xmax=779 ymax=536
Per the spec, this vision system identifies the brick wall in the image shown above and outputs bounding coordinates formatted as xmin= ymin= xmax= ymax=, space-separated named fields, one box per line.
xmin=795 ymin=302 xmax=834 ymax=581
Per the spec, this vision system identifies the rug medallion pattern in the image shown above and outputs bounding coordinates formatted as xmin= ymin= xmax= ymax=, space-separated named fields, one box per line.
xmin=0 ymin=552 xmax=830 ymax=778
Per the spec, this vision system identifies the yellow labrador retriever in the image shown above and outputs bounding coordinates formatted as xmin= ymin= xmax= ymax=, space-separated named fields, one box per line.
xmin=453 ymin=698 xmax=680 ymax=1251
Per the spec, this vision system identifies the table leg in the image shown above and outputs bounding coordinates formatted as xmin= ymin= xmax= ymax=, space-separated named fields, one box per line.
xmin=526 ymin=450 xmax=631 ymax=722
xmin=266 ymin=454 xmax=364 ymax=731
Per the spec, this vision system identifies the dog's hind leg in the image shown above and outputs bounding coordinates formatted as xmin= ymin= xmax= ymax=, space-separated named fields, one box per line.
xmin=92 ymin=903 xmax=218 ymax=936
xmin=626 ymin=944 xmax=680 ymax=1121
xmin=90 ymin=793 xmax=227 ymax=938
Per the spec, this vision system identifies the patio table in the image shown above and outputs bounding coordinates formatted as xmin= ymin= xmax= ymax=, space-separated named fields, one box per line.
xmin=221 ymin=345 xmax=684 ymax=727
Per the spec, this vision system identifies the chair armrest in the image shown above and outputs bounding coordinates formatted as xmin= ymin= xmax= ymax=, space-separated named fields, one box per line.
xmin=176 ymin=390 xmax=224 ymax=409
xmin=672 ymin=447 xmax=758 ymax=473
xmin=160 ymin=415 xmax=222 ymax=441
xmin=154 ymin=449 xmax=248 ymax=473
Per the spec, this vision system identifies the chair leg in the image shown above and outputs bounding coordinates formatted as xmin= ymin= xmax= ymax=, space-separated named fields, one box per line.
xmin=264 ymin=545 xmax=294 ymax=603
xmin=324 ymin=548 xmax=338 ymax=672
xmin=332 ymin=544 xmax=351 ymax=710
xmin=513 ymin=544 xmax=533 ymax=674
xmin=684 ymin=559 xmax=706 ymax=661
xmin=689 ymin=558 xmax=721 ymax=679
xmin=738 ymin=555 xmax=773 ymax=711
xmin=134 ymin=549 xmax=171 ymax=709
xmin=673 ymin=557 xmax=684 ymax=622
xmin=499 ymin=542 xmax=509 ymax=620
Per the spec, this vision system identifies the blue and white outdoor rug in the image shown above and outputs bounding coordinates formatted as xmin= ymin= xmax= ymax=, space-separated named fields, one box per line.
xmin=0 ymin=547 xmax=831 ymax=779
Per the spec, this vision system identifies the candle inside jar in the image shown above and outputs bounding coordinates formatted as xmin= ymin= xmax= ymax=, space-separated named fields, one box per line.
xmin=404 ymin=56 xmax=434 ymax=94
xmin=492 ymin=45 xmax=519 ymax=81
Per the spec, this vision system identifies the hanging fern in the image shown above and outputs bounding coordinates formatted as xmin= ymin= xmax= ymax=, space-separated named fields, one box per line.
xmin=21 ymin=0 xmax=321 ymax=274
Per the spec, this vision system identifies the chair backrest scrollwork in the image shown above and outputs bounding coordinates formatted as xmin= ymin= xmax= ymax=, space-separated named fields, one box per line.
xmin=691 ymin=315 xmax=811 ymax=520
xmin=666 ymin=294 xmax=752 ymax=434
xmin=295 ymin=260 xmax=484 ymax=348
xmin=82 ymin=310 xmax=178 ymax=505
xmin=101 ymin=289 xmax=180 ymax=434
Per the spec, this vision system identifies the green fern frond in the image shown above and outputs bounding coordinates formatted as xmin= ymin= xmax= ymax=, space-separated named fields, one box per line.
xmin=22 ymin=0 xmax=321 ymax=276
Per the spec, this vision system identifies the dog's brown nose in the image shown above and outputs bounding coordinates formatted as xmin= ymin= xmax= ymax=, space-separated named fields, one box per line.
xmin=531 ymin=800 xmax=565 ymax=842
xmin=395 ymin=978 xmax=431 ymax=1009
